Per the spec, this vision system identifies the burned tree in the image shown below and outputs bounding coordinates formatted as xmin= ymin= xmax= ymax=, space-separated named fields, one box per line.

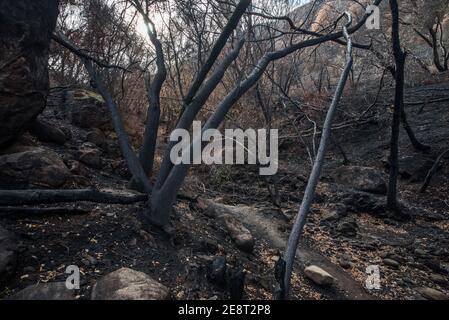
xmin=386 ymin=0 xmax=406 ymax=211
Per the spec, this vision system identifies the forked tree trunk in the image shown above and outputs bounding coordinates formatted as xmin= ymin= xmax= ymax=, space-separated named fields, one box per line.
xmin=146 ymin=1 xmax=383 ymax=227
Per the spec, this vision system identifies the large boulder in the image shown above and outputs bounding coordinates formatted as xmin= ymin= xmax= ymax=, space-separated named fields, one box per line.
xmin=10 ymin=282 xmax=75 ymax=300
xmin=333 ymin=166 xmax=387 ymax=194
xmin=29 ymin=118 xmax=68 ymax=145
xmin=0 ymin=225 xmax=20 ymax=282
xmin=0 ymin=147 xmax=71 ymax=189
xmin=91 ymin=268 xmax=169 ymax=300
xmin=70 ymin=94 xmax=111 ymax=130
xmin=0 ymin=0 xmax=60 ymax=147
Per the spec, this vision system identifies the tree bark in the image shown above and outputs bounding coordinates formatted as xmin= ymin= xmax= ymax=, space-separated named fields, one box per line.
xmin=129 ymin=1 xmax=167 ymax=188
xmin=386 ymin=0 xmax=406 ymax=211
xmin=280 ymin=13 xmax=354 ymax=299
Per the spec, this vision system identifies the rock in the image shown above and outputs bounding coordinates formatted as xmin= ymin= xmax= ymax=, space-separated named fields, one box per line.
xmin=304 ymin=265 xmax=335 ymax=287
xmin=338 ymin=254 xmax=352 ymax=269
xmin=228 ymin=270 xmax=246 ymax=300
xmin=0 ymin=147 xmax=71 ymax=189
xmin=28 ymin=119 xmax=67 ymax=145
xmin=336 ymin=219 xmax=358 ymax=238
xmin=416 ymin=287 xmax=449 ymax=300
xmin=383 ymin=258 xmax=400 ymax=269
xmin=430 ymin=273 xmax=448 ymax=285
xmin=23 ymin=266 xmax=36 ymax=273
xmin=78 ymin=143 xmax=102 ymax=169
xmin=423 ymin=259 xmax=443 ymax=273
xmin=86 ymin=129 xmax=106 ymax=149
xmin=320 ymin=210 xmax=340 ymax=224
xmin=333 ymin=166 xmax=387 ymax=194
xmin=0 ymin=225 xmax=19 ymax=281
xmin=341 ymin=191 xmax=385 ymax=216
xmin=0 ymin=0 xmax=59 ymax=146
xmin=414 ymin=248 xmax=428 ymax=257
xmin=67 ymin=160 xmax=87 ymax=176
xmin=91 ymin=268 xmax=169 ymax=300
xmin=71 ymin=98 xmax=111 ymax=130
xmin=221 ymin=214 xmax=254 ymax=253
xmin=385 ymin=155 xmax=434 ymax=182
xmin=10 ymin=282 xmax=75 ymax=300
xmin=207 ymin=256 xmax=227 ymax=286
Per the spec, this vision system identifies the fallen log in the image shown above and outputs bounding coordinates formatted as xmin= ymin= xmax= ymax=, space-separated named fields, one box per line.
xmin=0 ymin=207 xmax=90 ymax=217
xmin=0 ymin=189 xmax=148 ymax=206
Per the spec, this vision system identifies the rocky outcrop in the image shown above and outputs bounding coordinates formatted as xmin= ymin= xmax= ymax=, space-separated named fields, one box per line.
xmin=0 ymin=0 xmax=60 ymax=147
xmin=0 ymin=147 xmax=71 ymax=189
xmin=91 ymin=268 xmax=169 ymax=300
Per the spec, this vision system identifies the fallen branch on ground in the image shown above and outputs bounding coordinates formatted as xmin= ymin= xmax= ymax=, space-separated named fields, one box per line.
xmin=420 ymin=149 xmax=449 ymax=193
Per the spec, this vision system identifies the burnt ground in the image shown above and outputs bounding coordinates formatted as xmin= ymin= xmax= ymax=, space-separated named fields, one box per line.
xmin=0 ymin=81 xmax=448 ymax=300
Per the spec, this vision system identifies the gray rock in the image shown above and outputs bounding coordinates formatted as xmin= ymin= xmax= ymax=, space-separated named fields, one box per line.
xmin=78 ymin=144 xmax=102 ymax=169
xmin=91 ymin=268 xmax=169 ymax=300
xmin=414 ymin=248 xmax=428 ymax=257
xmin=207 ymin=256 xmax=227 ymax=286
xmin=0 ymin=147 xmax=71 ymax=189
xmin=383 ymin=258 xmax=400 ymax=269
xmin=0 ymin=225 xmax=19 ymax=281
xmin=333 ymin=166 xmax=387 ymax=194
xmin=338 ymin=254 xmax=352 ymax=269
xmin=71 ymin=98 xmax=111 ymax=130
xmin=430 ymin=273 xmax=448 ymax=285
xmin=10 ymin=282 xmax=75 ymax=300
xmin=304 ymin=265 xmax=335 ymax=287
xmin=337 ymin=219 xmax=358 ymax=238
xmin=416 ymin=287 xmax=449 ymax=300
xmin=0 ymin=0 xmax=59 ymax=146
xmin=86 ymin=129 xmax=106 ymax=149
xmin=29 ymin=119 xmax=67 ymax=145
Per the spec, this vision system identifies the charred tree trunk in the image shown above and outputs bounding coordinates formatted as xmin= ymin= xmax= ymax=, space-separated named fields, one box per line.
xmin=386 ymin=0 xmax=405 ymax=211
xmin=129 ymin=1 xmax=167 ymax=190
